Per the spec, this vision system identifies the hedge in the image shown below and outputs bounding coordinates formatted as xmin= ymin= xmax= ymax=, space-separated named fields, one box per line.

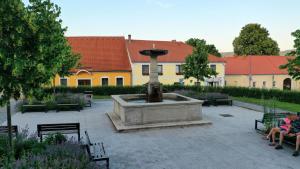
xmin=44 ymin=85 xmax=300 ymax=104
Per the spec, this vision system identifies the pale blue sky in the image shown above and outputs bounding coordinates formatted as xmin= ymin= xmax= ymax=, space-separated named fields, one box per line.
xmin=23 ymin=0 xmax=300 ymax=52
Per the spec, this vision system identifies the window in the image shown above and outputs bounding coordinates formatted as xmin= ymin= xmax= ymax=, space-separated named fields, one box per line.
xmin=142 ymin=65 xmax=149 ymax=75
xmin=272 ymin=81 xmax=276 ymax=87
xmin=263 ymin=81 xmax=266 ymax=88
xmin=224 ymin=80 xmax=227 ymax=86
xmin=78 ymin=79 xmax=91 ymax=87
xmin=176 ymin=65 xmax=183 ymax=75
xmin=101 ymin=78 xmax=109 ymax=86
xmin=210 ymin=64 xmax=216 ymax=72
xmin=158 ymin=65 xmax=163 ymax=75
xmin=116 ymin=77 xmax=123 ymax=86
xmin=60 ymin=78 xmax=67 ymax=87
xmin=252 ymin=81 xmax=256 ymax=88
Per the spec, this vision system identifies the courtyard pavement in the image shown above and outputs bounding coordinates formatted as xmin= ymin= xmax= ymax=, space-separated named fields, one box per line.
xmin=2 ymin=100 xmax=300 ymax=169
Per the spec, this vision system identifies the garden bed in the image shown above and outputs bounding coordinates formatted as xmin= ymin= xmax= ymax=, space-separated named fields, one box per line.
xmin=20 ymin=93 xmax=86 ymax=113
xmin=0 ymin=129 xmax=99 ymax=169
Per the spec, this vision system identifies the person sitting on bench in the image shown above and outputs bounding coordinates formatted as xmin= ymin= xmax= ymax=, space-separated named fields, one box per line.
xmin=263 ymin=115 xmax=293 ymax=146
xmin=275 ymin=115 xmax=300 ymax=156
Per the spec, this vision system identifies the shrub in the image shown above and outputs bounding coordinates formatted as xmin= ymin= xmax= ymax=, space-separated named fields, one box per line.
xmin=1 ymin=130 xmax=97 ymax=169
xmin=43 ymin=85 xmax=300 ymax=104
xmin=44 ymin=133 xmax=67 ymax=145
xmin=4 ymin=142 xmax=99 ymax=169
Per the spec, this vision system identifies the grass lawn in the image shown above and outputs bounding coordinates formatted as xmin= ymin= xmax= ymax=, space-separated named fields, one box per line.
xmin=232 ymin=96 xmax=300 ymax=112
xmin=93 ymin=95 xmax=111 ymax=99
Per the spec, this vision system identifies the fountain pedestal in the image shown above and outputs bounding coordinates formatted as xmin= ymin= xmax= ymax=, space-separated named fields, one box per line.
xmin=140 ymin=49 xmax=167 ymax=102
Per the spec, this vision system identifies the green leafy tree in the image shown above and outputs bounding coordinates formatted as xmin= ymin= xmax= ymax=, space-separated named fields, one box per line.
xmin=186 ymin=38 xmax=221 ymax=57
xmin=183 ymin=41 xmax=217 ymax=85
xmin=285 ymin=50 xmax=296 ymax=56
xmin=233 ymin=23 xmax=280 ymax=55
xmin=280 ymin=30 xmax=300 ymax=80
xmin=0 ymin=0 xmax=79 ymax=150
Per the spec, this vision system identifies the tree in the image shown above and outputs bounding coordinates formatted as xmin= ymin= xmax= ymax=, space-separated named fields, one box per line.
xmin=280 ymin=30 xmax=300 ymax=80
xmin=186 ymin=38 xmax=222 ymax=57
xmin=233 ymin=23 xmax=280 ymax=56
xmin=0 ymin=0 xmax=79 ymax=150
xmin=285 ymin=50 xmax=296 ymax=56
xmin=183 ymin=41 xmax=217 ymax=85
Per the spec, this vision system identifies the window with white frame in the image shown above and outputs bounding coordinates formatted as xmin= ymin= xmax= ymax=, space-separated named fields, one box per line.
xmin=60 ymin=78 xmax=68 ymax=87
xmin=253 ymin=81 xmax=256 ymax=88
xmin=142 ymin=65 xmax=149 ymax=75
xmin=210 ymin=64 xmax=216 ymax=72
xmin=101 ymin=77 xmax=109 ymax=86
xmin=158 ymin=65 xmax=163 ymax=75
xmin=263 ymin=81 xmax=266 ymax=88
xmin=176 ymin=65 xmax=183 ymax=75
xmin=116 ymin=77 xmax=123 ymax=86
xmin=78 ymin=79 xmax=91 ymax=87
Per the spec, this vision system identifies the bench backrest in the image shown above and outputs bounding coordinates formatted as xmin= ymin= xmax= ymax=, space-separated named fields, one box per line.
xmin=0 ymin=126 xmax=18 ymax=135
xmin=262 ymin=112 xmax=291 ymax=123
xmin=37 ymin=123 xmax=79 ymax=135
xmin=199 ymin=92 xmax=229 ymax=100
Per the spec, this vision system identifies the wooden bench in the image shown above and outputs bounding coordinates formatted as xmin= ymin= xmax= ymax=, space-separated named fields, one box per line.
xmin=255 ymin=112 xmax=291 ymax=133
xmin=214 ymin=98 xmax=233 ymax=106
xmin=0 ymin=125 xmax=18 ymax=136
xmin=56 ymin=103 xmax=81 ymax=112
xmin=22 ymin=104 xmax=47 ymax=113
xmin=199 ymin=93 xmax=232 ymax=106
xmin=37 ymin=123 xmax=80 ymax=142
xmin=84 ymin=131 xmax=109 ymax=168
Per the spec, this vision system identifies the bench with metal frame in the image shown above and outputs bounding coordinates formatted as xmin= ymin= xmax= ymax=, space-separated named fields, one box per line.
xmin=56 ymin=103 xmax=81 ymax=112
xmin=84 ymin=130 xmax=109 ymax=168
xmin=254 ymin=112 xmax=291 ymax=133
xmin=0 ymin=125 xmax=18 ymax=136
xmin=37 ymin=123 xmax=80 ymax=142
xmin=199 ymin=93 xmax=232 ymax=106
xmin=22 ymin=104 xmax=48 ymax=113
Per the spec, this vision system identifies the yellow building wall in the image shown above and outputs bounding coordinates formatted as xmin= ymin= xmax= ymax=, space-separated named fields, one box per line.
xmin=132 ymin=62 xmax=225 ymax=86
xmin=54 ymin=71 xmax=131 ymax=87
xmin=225 ymin=75 xmax=300 ymax=90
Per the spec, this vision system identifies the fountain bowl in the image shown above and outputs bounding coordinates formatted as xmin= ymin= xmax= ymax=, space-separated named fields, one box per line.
xmin=107 ymin=93 xmax=212 ymax=131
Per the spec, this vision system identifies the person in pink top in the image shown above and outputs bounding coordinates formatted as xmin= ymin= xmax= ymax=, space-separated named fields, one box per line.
xmin=263 ymin=115 xmax=292 ymax=146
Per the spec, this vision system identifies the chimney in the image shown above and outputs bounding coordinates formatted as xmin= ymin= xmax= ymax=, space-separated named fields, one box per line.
xmin=128 ymin=34 xmax=132 ymax=43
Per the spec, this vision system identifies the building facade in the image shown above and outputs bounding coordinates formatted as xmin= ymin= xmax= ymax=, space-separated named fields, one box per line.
xmin=126 ymin=37 xmax=226 ymax=86
xmin=224 ymin=55 xmax=300 ymax=90
xmin=54 ymin=37 xmax=132 ymax=87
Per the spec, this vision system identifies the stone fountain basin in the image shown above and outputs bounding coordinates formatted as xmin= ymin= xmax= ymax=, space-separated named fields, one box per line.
xmin=111 ymin=93 xmax=204 ymax=126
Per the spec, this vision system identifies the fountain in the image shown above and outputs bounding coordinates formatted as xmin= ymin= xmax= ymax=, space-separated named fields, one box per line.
xmin=107 ymin=46 xmax=211 ymax=131
xmin=140 ymin=48 xmax=167 ymax=102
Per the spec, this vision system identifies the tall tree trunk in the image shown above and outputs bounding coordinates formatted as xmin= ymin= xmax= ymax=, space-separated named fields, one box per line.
xmin=6 ymin=100 xmax=12 ymax=151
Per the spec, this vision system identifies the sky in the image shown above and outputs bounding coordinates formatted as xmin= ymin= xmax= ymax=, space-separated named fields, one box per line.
xmin=23 ymin=0 xmax=300 ymax=52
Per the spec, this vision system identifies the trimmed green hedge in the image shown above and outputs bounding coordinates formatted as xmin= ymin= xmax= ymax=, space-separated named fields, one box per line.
xmin=44 ymin=85 xmax=300 ymax=104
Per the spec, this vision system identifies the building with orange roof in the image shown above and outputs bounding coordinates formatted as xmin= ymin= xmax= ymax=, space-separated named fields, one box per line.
xmin=126 ymin=35 xmax=226 ymax=86
xmin=54 ymin=37 xmax=132 ymax=87
xmin=224 ymin=55 xmax=300 ymax=90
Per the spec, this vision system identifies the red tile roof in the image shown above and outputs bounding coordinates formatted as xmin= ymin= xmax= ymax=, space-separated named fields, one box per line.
xmin=224 ymin=55 xmax=294 ymax=75
xmin=126 ymin=39 xmax=225 ymax=63
xmin=67 ymin=37 xmax=131 ymax=72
